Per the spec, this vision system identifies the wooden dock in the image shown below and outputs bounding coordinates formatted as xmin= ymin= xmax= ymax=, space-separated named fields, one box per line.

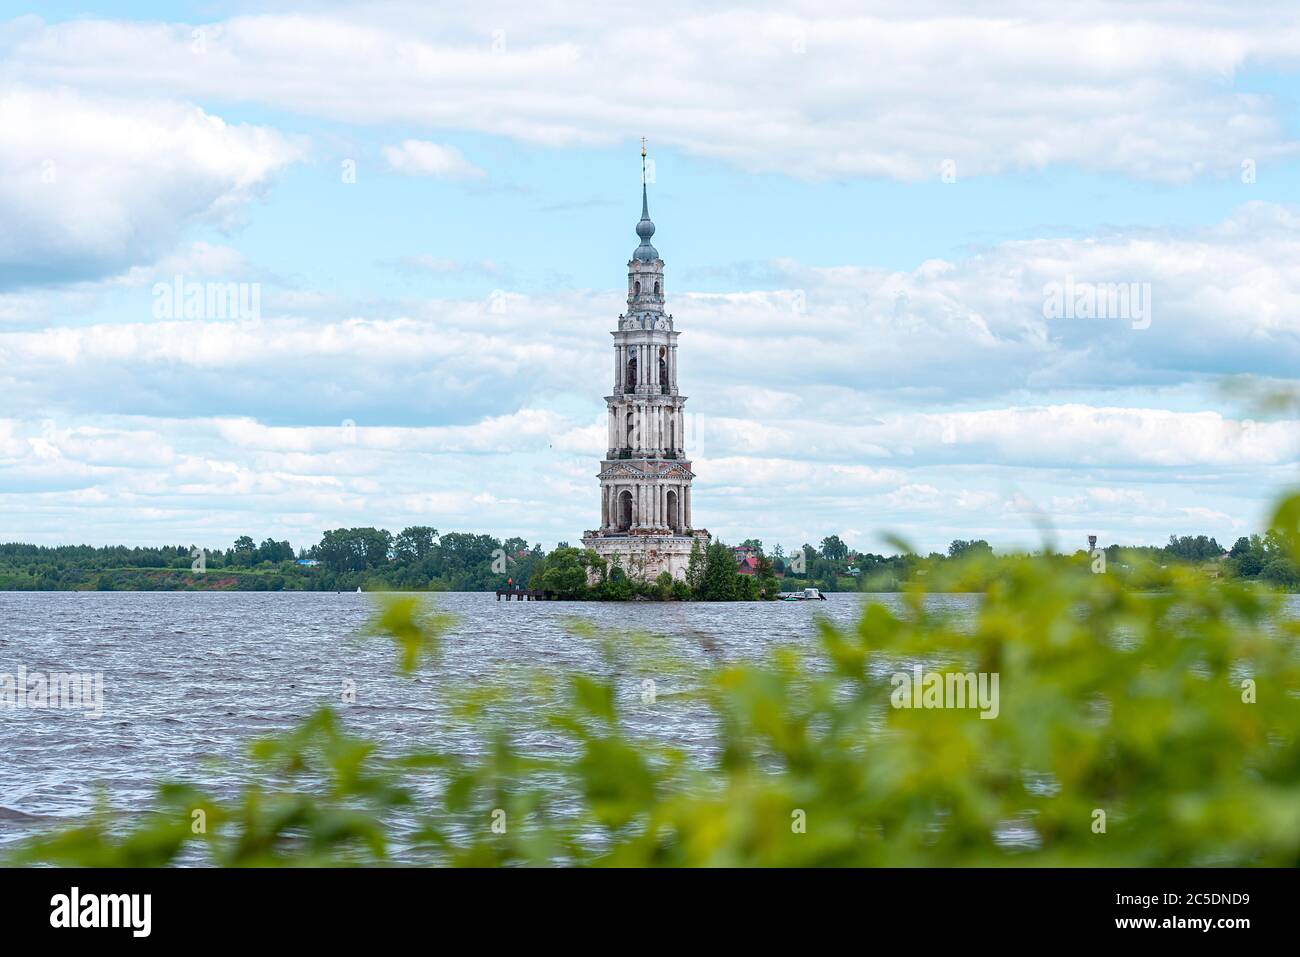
xmin=495 ymin=588 xmax=555 ymax=601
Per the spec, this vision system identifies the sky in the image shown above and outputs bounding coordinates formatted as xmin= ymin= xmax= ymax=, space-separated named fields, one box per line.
xmin=2 ymin=0 xmax=1300 ymax=555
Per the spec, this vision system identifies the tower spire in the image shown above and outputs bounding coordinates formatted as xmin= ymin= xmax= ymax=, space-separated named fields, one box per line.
xmin=633 ymin=137 xmax=658 ymax=261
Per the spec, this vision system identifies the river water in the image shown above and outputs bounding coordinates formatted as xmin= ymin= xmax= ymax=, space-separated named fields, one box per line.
xmin=3 ymin=590 xmax=986 ymax=852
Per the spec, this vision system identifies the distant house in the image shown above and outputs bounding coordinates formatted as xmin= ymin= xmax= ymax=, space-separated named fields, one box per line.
xmin=732 ymin=545 xmax=760 ymax=576
xmin=296 ymin=559 xmax=321 ymax=567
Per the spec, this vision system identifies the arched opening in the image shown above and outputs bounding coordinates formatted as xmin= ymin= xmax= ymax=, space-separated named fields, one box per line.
xmin=667 ymin=414 xmax=675 ymax=453
xmin=634 ymin=280 xmax=641 ymax=296
xmin=666 ymin=490 xmax=679 ymax=532
xmin=625 ymin=412 xmax=635 ymax=449
xmin=625 ymin=355 xmax=637 ymax=391
xmin=619 ymin=490 xmax=634 ymax=531
xmin=654 ymin=280 xmax=660 ymax=296
xmin=658 ymin=347 xmax=668 ymax=395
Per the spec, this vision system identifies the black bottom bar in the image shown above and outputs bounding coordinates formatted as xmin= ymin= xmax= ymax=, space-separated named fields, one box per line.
xmin=0 ymin=867 xmax=1287 ymax=943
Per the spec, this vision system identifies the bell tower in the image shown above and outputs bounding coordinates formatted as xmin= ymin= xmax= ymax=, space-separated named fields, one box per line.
xmin=582 ymin=142 xmax=708 ymax=580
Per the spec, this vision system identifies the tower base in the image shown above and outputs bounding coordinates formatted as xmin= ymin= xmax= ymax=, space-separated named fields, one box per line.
xmin=581 ymin=529 xmax=710 ymax=582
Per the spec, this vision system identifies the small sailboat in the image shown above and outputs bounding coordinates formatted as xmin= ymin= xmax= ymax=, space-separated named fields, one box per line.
xmin=356 ymin=586 xmax=362 ymax=593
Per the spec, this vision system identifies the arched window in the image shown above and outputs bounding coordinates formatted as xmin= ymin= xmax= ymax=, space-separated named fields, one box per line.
xmin=666 ymin=490 xmax=678 ymax=532
xmin=619 ymin=490 xmax=634 ymax=530
xmin=654 ymin=280 xmax=660 ymax=296
xmin=658 ymin=347 xmax=668 ymax=395
xmin=625 ymin=411 xmax=635 ymax=448
xmin=634 ymin=280 xmax=641 ymax=296
xmin=625 ymin=355 xmax=637 ymax=391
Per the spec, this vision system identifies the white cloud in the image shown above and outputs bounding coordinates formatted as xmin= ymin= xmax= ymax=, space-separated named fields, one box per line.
xmin=5 ymin=204 xmax=1300 ymax=455
xmin=4 ymin=5 xmax=1299 ymax=182
xmin=382 ymin=139 xmax=485 ymax=180
xmin=3 ymin=388 xmax=1287 ymax=552
xmin=0 ymin=87 xmax=301 ymax=287
xmin=683 ymin=203 xmax=1300 ymax=407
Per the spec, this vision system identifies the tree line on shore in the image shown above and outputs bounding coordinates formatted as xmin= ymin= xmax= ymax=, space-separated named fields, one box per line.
xmin=0 ymin=526 xmax=1294 ymax=594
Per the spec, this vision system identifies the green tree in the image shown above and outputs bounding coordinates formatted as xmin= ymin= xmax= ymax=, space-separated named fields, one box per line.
xmin=231 ymin=535 xmax=256 ymax=567
xmin=393 ymin=526 xmax=438 ymax=564
xmin=696 ymin=541 xmax=741 ymax=601
xmin=948 ymin=539 xmax=993 ymax=559
xmin=599 ymin=558 xmax=633 ymax=600
xmin=314 ymin=528 xmax=393 ymax=575
xmin=430 ymin=532 xmax=503 ymax=590
xmin=754 ymin=554 xmax=780 ymax=599
xmin=1164 ymin=534 xmax=1224 ymax=562
xmin=257 ymin=538 xmax=292 ymax=564
xmin=685 ymin=538 xmax=705 ymax=595
xmin=1229 ymin=534 xmax=1266 ymax=578
xmin=1260 ymin=556 xmax=1299 ymax=588
xmin=534 ymin=547 xmax=591 ymax=599
xmin=819 ymin=535 xmax=848 ymax=561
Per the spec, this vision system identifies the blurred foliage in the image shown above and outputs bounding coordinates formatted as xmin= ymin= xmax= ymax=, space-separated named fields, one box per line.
xmin=12 ymin=497 xmax=1300 ymax=867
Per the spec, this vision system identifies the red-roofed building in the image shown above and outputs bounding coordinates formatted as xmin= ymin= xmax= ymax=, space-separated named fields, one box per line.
xmin=733 ymin=544 xmax=760 ymax=576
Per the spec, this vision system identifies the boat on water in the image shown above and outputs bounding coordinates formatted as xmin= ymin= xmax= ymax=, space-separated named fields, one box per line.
xmin=779 ymin=587 xmax=827 ymax=601
xmin=356 ymin=586 xmax=362 ymax=593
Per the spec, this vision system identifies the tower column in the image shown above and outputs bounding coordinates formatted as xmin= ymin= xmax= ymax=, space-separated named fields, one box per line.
xmin=684 ymin=485 xmax=692 ymax=529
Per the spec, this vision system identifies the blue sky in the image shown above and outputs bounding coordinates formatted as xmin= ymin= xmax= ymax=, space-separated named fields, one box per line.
xmin=2 ymin=2 xmax=1300 ymax=555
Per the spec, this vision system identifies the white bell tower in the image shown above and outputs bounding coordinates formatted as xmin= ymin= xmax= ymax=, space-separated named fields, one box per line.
xmin=582 ymin=142 xmax=709 ymax=580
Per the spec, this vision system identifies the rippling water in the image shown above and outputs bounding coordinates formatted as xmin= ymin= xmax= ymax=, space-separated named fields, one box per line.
xmin=1 ymin=590 xmax=989 ymax=852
